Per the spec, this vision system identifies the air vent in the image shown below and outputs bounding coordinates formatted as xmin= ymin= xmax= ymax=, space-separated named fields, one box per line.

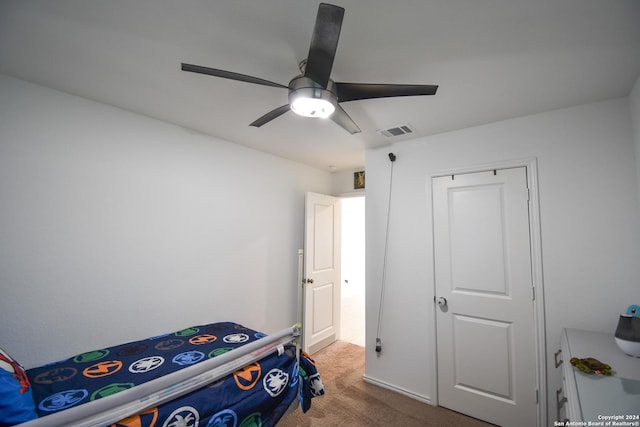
xmin=379 ymin=124 xmax=415 ymax=138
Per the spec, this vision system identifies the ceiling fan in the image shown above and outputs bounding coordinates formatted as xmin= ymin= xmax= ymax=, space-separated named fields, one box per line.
xmin=181 ymin=3 xmax=438 ymax=134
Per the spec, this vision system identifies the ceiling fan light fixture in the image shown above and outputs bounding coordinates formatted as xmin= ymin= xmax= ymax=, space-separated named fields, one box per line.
xmin=289 ymin=88 xmax=336 ymax=118
xmin=288 ymin=76 xmax=337 ymax=119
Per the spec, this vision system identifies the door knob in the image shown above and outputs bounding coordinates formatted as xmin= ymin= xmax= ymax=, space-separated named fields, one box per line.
xmin=437 ymin=297 xmax=447 ymax=307
xmin=304 ymin=278 xmax=314 ymax=284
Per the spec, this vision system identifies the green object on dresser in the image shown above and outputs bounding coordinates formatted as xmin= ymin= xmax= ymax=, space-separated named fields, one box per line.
xmin=570 ymin=357 xmax=612 ymax=376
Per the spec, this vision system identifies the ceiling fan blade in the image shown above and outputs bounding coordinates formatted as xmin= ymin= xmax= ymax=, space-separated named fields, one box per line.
xmin=335 ymin=83 xmax=438 ymax=102
xmin=304 ymin=3 xmax=344 ymax=88
xmin=250 ymin=104 xmax=291 ymax=127
xmin=181 ymin=63 xmax=287 ymax=89
xmin=330 ymin=104 xmax=361 ymax=134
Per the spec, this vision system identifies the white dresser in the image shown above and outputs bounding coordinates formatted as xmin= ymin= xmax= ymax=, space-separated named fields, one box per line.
xmin=557 ymin=328 xmax=640 ymax=423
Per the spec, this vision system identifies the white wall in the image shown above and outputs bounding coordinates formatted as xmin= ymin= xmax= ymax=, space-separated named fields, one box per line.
xmin=631 ymin=75 xmax=640 ymax=200
xmin=364 ymin=97 xmax=640 ymax=423
xmin=331 ymin=168 xmax=366 ymax=197
xmin=0 ymin=74 xmax=332 ymax=368
xmin=340 ymin=196 xmax=366 ymax=347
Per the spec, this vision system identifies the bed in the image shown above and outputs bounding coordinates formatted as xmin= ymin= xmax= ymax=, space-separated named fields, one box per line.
xmin=1 ymin=321 xmax=324 ymax=427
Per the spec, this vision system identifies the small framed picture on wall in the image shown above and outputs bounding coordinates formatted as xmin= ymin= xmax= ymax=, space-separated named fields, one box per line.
xmin=354 ymin=171 xmax=365 ymax=189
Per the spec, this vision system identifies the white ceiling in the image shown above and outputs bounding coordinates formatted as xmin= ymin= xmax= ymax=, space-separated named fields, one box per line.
xmin=1 ymin=1 xmax=639 ymax=172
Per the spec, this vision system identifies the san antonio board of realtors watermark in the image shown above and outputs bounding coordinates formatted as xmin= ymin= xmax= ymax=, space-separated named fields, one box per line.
xmin=554 ymin=414 xmax=640 ymax=426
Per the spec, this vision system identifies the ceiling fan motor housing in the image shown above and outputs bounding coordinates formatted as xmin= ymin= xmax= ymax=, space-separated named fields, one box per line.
xmin=288 ymin=76 xmax=338 ymax=118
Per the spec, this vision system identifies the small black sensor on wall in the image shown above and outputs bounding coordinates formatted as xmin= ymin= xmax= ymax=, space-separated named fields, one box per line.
xmin=354 ymin=171 xmax=365 ymax=189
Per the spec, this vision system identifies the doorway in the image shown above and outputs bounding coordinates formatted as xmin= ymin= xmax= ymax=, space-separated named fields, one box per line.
xmin=340 ymin=196 xmax=365 ymax=347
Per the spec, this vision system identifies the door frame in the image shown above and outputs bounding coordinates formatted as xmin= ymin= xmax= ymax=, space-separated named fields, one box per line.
xmin=429 ymin=157 xmax=546 ymax=426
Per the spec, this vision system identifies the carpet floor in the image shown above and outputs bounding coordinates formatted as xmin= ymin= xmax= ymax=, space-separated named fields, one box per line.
xmin=278 ymin=341 xmax=494 ymax=426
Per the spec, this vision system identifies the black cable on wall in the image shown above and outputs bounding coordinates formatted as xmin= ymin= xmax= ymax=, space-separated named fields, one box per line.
xmin=375 ymin=152 xmax=396 ymax=354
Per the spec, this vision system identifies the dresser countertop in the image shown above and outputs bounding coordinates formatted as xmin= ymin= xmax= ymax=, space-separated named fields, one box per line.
xmin=562 ymin=328 xmax=640 ymax=423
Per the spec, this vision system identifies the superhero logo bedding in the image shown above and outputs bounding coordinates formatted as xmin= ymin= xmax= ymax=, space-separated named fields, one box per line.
xmin=2 ymin=322 xmax=324 ymax=427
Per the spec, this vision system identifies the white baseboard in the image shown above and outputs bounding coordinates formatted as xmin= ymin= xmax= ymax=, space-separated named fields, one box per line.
xmin=362 ymin=374 xmax=433 ymax=405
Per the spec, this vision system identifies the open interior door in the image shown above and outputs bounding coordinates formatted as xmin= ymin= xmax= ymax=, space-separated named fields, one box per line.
xmin=303 ymin=192 xmax=341 ymax=354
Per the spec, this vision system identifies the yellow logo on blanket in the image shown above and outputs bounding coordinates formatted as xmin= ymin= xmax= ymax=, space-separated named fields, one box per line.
xmin=233 ymin=362 xmax=261 ymax=391
xmin=111 ymin=407 xmax=158 ymax=427
xmin=83 ymin=360 xmax=123 ymax=378
xmin=189 ymin=334 xmax=218 ymax=345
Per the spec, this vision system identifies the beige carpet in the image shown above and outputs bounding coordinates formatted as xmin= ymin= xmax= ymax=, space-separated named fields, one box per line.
xmin=278 ymin=341 xmax=493 ymax=426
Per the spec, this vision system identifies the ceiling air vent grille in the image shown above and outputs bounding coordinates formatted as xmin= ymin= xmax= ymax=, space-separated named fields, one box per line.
xmin=379 ymin=124 xmax=415 ymax=138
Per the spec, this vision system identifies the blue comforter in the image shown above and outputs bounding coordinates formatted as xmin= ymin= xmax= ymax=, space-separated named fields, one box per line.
xmin=25 ymin=322 xmax=323 ymax=427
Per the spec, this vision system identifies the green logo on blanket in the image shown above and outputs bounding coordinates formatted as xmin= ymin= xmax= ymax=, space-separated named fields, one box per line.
xmin=90 ymin=382 xmax=135 ymax=400
xmin=209 ymin=347 xmax=234 ymax=358
xmin=175 ymin=327 xmax=200 ymax=337
xmin=73 ymin=349 xmax=109 ymax=363
xmin=239 ymin=412 xmax=262 ymax=427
